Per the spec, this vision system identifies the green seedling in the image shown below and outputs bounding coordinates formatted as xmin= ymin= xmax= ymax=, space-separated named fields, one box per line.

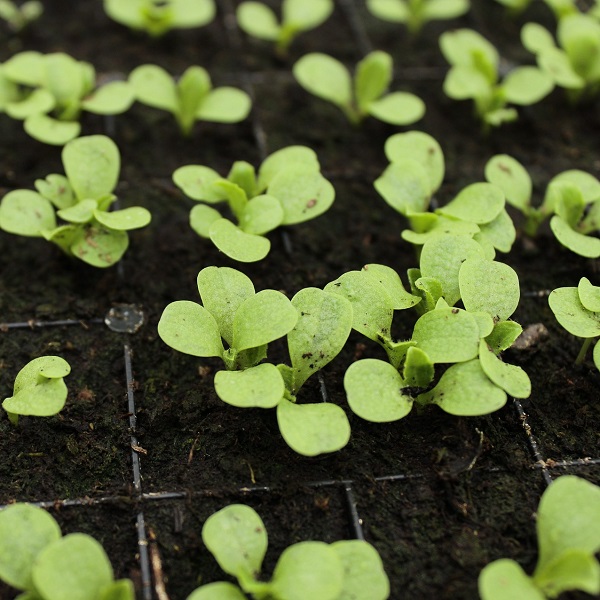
xmin=366 ymin=0 xmax=469 ymax=35
xmin=485 ymin=154 xmax=600 ymax=257
xmin=129 ymin=64 xmax=251 ymax=136
xmin=479 ymin=475 xmax=600 ymax=599
xmin=331 ymin=239 xmax=529 ymax=423
xmin=173 ymin=146 xmax=335 ymax=262
xmin=374 ymin=131 xmax=516 ymax=255
xmin=548 ymin=278 xmax=600 ymax=370
xmin=2 ymin=356 xmax=70 ymax=426
xmin=159 ymin=267 xmax=353 ymax=455
xmin=522 ymin=13 xmax=600 ymax=101
xmin=237 ymin=0 xmax=334 ymax=56
xmin=440 ymin=28 xmax=554 ymax=130
xmin=187 ymin=504 xmax=390 ymax=600
xmin=0 ymin=0 xmax=42 ymax=31
xmin=0 ymin=51 xmax=133 ymax=145
xmin=104 ymin=0 xmax=215 ymax=37
xmin=0 ymin=135 xmax=151 ymax=267
xmin=494 ymin=0 xmax=576 ymax=18
xmin=0 ymin=503 xmax=135 ymax=600
xmin=293 ymin=50 xmax=425 ymax=126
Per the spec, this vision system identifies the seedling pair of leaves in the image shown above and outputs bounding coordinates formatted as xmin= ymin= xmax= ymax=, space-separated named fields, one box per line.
xmin=104 ymin=0 xmax=215 ymax=37
xmin=0 ymin=0 xmax=42 ymax=32
xmin=0 ymin=135 xmax=151 ymax=267
xmin=522 ymin=14 xmax=600 ymax=101
xmin=0 ymin=503 xmax=135 ymax=600
xmin=187 ymin=504 xmax=390 ymax=600
xmin=158 ymin=267 xmax=353 ymax=455
xmin=293 ymin=50 xmax=425 ymax=126
xmin=0 ymin=51 xmax=133 ymax=145
xmin=327 ymin=238 xmax=529 ymax=423
xmin=495 ymin=0 xmax=577 ymax=19
xmin=479 ymin=475 xmax=600 ymax=599
xmin=173 ymin=146 xmax=335 ymax=262
xmin=548 ymin=277 xmax=600 ymax=370
xmin=366 ymin=0 xmax=469 ymax=35
xmin=485 ymin=154 xmax=600 ymax=257
xmin=374 ymin=131 xmax=516 ymax=254
xmin=440 ymin=28 xmax=554 ymax=129
xmin=128 ymin=64 xmax=251 ymax=136
xmin=236 ymin=0 xmax=333 ymax=56
xmin=2 ymin=356 xmax=70 ymax=426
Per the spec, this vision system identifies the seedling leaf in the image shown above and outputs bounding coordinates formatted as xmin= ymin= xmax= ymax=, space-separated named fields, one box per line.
xmin=550 ymin=215 xmax=600 ymax=258
xmin=239 ymin=194 xmax=284 ymax=235
xmin=485 ymin=154 xmax=532 ymax=213
xmin=367 ymin=91 xmax=425 ymax=125
xmin=355 ymin=50 xmax=392 ymax=111
xmin=479 ymin=339 xmax=531 ymax=398
xmin=270 ymin=541 xmax=344 ymax=600
xmin=344 ymin=359 xmax=413 ymax=422
xmin=258 ymin=146 xmax=319 ymax=190
xmin=361 ymin=264 xmax=421 ymax=310
xmin=459 ymin=258 xmax=520 ymax=321
xmin=23 ymin=114 xmax=80 ymax=145
xmin=419 ymin=359 xmax=507 ymax=415
xmin=233 ymin=290 xmax=298 ymax=351
xmin=0 ymin=504 xmax=61 ymax=591
xmin=237 ymin=2 xmax=280 ymax=41
xmin=486 ymin=321 xmax=523 ymax=354
xmin=214 ymin=364 xmax=284 ymax=408
xmin=158 ymin=300 xmax=224 ymax=358
xmin=173 ymin=165 xmax=224 ymax=202
xmin=70 ymin=224 xmax=129 ymax=268
xmin=81 ymin=81 xmax=134 ymax=114
xmin=374 ymin=160 xmax=431 ymax=215
xmin=202 ymin=504 xmax=267 ymax=584
xmin=438 ymin=183 xmax=505 ymax=224
xmin=479 ymin=559 xmax=545 ymax=600
xmin=187 ymin=582 xmax=247 ymax=600
xmin=276 ymin=398 xmax=350 ymax=456
xmin=578 ymin=278 xmax=600 ymax=313
xmin=129 ymin=65 xmax=178 ymax=112
xmin=197 ymin=87 xmax=251 ymax=123
xmin=548 ymin=286 xmax=600 ymax=338
xmin=34 ymin=174 xmax=75 ymax=210
xmin=94 ymin=207 xmax=151 ymax=231
xmin=501 ymin=66 xmax=554 ymax=104
xmin=477 ymin=209 xmax=516 ymax=253
xmin=209 ymin=218 xmax=271 ymax=262
xmin=0 ymin=190 xmax=56 ymax=236
xmin=32 ymin=533 xmax=114 ymax=600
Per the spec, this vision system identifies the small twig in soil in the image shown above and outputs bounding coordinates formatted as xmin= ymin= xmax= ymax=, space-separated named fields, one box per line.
xmin=148 ymin=527 xmax=170 ymax=600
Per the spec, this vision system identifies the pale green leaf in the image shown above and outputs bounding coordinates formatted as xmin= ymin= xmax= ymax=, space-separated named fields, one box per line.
xmin=197 ymin=87 xmax=251 ymax=123
xmin=2 ymin=50 xmax=44 ymax=86
xmin=173 ymin=165 xmax=224 ymax=203
xmin=548 ymin=286 xmax=600 ymax=338
xmin=209 ymin=219 xmax=271 ymax=262
xmin=551 ymin=170 xmax=600 ymax=204
xmin=187 ymin=582 xmax=247 ymax=600
xmin=94 ymin=207 xmax=151 ymax=231
xmin=578 ymin=277 xmax=600 ymax=313
xmin=479 ymin=559 xmax=544 ymax=600
xmin=35 ymin=174 xmax=75 ymax=210
xmin=484 ymin=155 xmax=532 ymax=213
xmin=190 ymin=205 xmax=222 ymax=237
xmin=485 ymin=321 xmax=523 ymax=354
xmin=24 ymin=114 xmax=80 ymax=145
xmin=440 ymin=28 xmax=499 ymax=74
xmin=237 ymin=2 xmax=281 ymax=41
xmin=443 ymin=65 xmax=491 ymax=101
xmin=355 ymin=51 xmax=392 ymax=112
xmin=502 ymin=66 xmax=554 ymax=105
xmin=0 ymin=504 xmax=61 ymax=592
xmin=538 ymin=47 xmax=585 ymax=89
xmin=82 ymin=81 xmax=134 ymax=115
xmin=129 ymin=64 xmax=178 ymax=113
xmin=233 ymin=290 xmax=298 ymax=351
xmin=374 ymin=160 xmax=431 ymax=215
xmin=214 ymin=364 xmax=284 ymax=408
xmin=423 ymin=0 xmax=469 ymax=19
xmin=367 ymin=91 xmax=425 ymax=125
xmin=366 ymin=0 xmax=409 ymax=23
xmin=360 ymin=264 xmax=421 ymax=310
xmin=594 ymin=339 xmax=600 ymax=371
xmin=479 ymin=339 xmax=531 ymax=398
xmin=438 ymin=182 xmax=505 ymax=225
xmin=283 ymin=0 xmax=333 ymax=30
xmin=419 ymin=359 xmax=507 ymax=415
xmin=158 ymin=300 xmax=225 ymax=358
xmin=478 ymin=209 xmax=516 ymax=253
xmin=3 ymin=377 xmax=68 ymax=417
xmin=276 ymin=399 xmax=350 ymax=456
xmin=69 ymin=223 xmax=128 ymax=267
xmin=344 ymin=359 xmax=413 ymax=422
xmin=257 ymin=146 xmax=319 ymax=191
xmin=459 ymin=258 xmax=520 ymax=321
xmin=239 ymin=194 xmax=283 ymax=235
xmin=521 ymin=23 xmax=556 ymax=54
xmin=535 ymin=550 xmax=600 ymax=598
xmin=0 ymin=190 xmax=56 ymax=236
xmin=5 ymin=88 xmax=54 ymax=119
xmin=98 ymin=579 xmax=136 ymax=600
xmin=170 ymin=0 xmax=215 ymax=27
xmin=403 ymin=346 xmax=435 ymax=388
xmin=402 ymin=214 xmax=480 ymax=246
xmin=57 ymin=199 xmax=97 ymax=224
xmin=550 ymin=216 xmax=600 ymax=258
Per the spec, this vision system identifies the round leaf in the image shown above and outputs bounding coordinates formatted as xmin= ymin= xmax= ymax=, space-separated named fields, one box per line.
xmin=293 ymin=53 xmax=353 ymax=109
xmin=344 ymin=359 xmax=413 ymax=422
xmin=283 ymin=0 xmax=333 ymax=31
xmin=502 ymin=66 xmax=554 ymax=105
xmin=0 ymin=504 xmax=61 ymax=591
xmin=129 ymin=64 xmax=178 ymax=113
xmin=69 ymin=224 xmax=128 ymax=267
xmin=521 ymin=23 xmax=556 ymax=54
xmin=94 ymin=207 xmax=151 ymax=231
xmin=233 ymin=290 xmax=298 ymax=351
xmin=479 ymin=559 xmax=545 ymax=600
xmin=578 ymin=277 xmax=600 ymax=313
xmin=209 ymin=218 xmax=271 ymax=262
xmin=548 ymin=286 xmax=600 ymax=338
xmin=158 ymin=300 xmax=224 ymax=358
xmin=367 ymin=91 xmax=425 ymax=125
xmin=484 ymin=154 xmax=532 ymax=213
xmin=197 ymin=87 xmax=251 ymax=123
xmin=202 ymin=505 xmax=268 ymax=582
xmin=239 ymin=194 xmax=284 ymax=235
xmin=214 ymin=364 xmax=284 ymax=408
xmin=237 ymin=2 xmax=280 ymax=41
xmin=62 ymin=135 xmax=120 ymax=200
xmin=3 ymin=377 xmax=68 ymax=417
xmin=360 ymin=264 xmax=421 ymax=310
xmin=550 ymin=215 xmax=600 ymax=258
xmin=374 ymin=160 xmax=431 ymax=216
xmin=32 ymin=533 xmax=113 ymax=600
xmin=81 ymin=81 xmax=134 ymax=115
xmin=173 ymin=165 xmax=224 ymax=203
xmin=24 ymin=114 xmax=80 ymax=145
xmin=5 ymin=88 xmax=55 ymax=119
xmin=57 ymin=199 xmax=97 ymax=224
xmin=35 ymin=174 xmax=75 ymax=210
xmin=438 ymin=182 xmax=505 ymax=225
xmin=170 ymin=0 xmax=215 ymax=27
xmin=479 ymin=339 xmax=531 ymax=398
xmin=477 ymin=209 xmax=516 ymax=253
xmin=419 ymin=359 xmax=507 ymax=416
xmin=423 ymin=0 xmax=469 ymax=19
xmin=0 ymin=190 xmax=56 ymax=236
xmin=187 ymin=582 xmax=247 ymax=600
xmin=459 ymin=258 xmax=520 ymax=321
xmin=276 ymin=399 xmax=350 ymax=456
xmin=412 ymin=307 xmax=481 ymax=364
xmin=366 ymin=0 xmax=409 ymax=22
xmin=355 ymin=51 xmax=392 ymax=112
xmin=258 ymin=146 xmax=320 ymax=191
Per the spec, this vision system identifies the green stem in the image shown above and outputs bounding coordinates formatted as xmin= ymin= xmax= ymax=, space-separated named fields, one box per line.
xmin=575 ymin=337 xmax=593 ymax=365
xmin=7 ymin=411 xmax=18 ymax=426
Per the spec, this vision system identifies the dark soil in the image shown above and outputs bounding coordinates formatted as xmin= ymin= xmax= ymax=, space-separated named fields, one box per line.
xmin=1 ymin=1 xmax=600 ymax=599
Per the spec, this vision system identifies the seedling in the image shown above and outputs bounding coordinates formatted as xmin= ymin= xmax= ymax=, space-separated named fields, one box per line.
xmin=104 ymin=0 xmax=215 ymax=37
xmin=293 ymin=51 xmax=425 ymax=125
xmin=548 ymin=277 xmax=600 ymax=370
xmin=494 ymin=0 xmax=576 ymax=18
xmin=2 ymin=356 xmax=70 ymax=426
xmin=187 ymin=504 xmax=390 ymax=599
xmin=440 ymin=28 xmax=554 ymax=130
xmin=479 ymin=475 xmax=600 ymax=599
xmin=236 ymin=0 xmax=333 ymax=56
xmin=129 ymin=64 xmax=251 ymax=136
xmin=330 ymin=240 xmax=529 ymax=423
xmin=0 ymin=135 xmax=152 ymax=267
xmin=374 ymin=131 xmax=516 ymax=254
xmin=173 ymin=146 xmax=335 ymax=262
xmin=159 ymin=267 xmax=353 ymax=455
xmin=366 ymin=0 xmax=469 ymax=35
xmin=0 ymin=51 xmax=133 ymax=145
xmin=0 ymin=503 xmax=135 ymax=599
xmin=485 ymin=154 xmax=600 ymax=257
xmin=0 ymin=0 xmax=42 ymax=31
xmin=522 ymin=13 xmax=600 ymax=101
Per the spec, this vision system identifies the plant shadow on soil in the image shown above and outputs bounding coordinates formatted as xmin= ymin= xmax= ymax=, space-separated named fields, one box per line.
xmin=1 ymin=0 xmax=600 ymax=599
